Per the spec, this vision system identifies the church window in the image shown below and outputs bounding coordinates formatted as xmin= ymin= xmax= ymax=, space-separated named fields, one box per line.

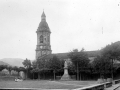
xmin=48 ymin=36 xmax=50 ymax=42
xmin=40 ymin=35 xmax=43 ymax=43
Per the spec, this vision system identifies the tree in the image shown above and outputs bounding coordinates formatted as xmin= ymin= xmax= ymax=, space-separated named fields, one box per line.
xmin=12 ymin=66 xmax=19 ymax=72
xmin=101 ymin=41 xmax=120 ymax=60
xmin=22 ymin=58 xmax=31 ymax=79
xmin=32 ymin=60 xmax=37 ymax=69
xmin=0 ymin=65 xmax=6 ymax=71
xmin=37 ymin=55 xmax=49 ymax=79
xmin=68 ymin=62 xmax=76 ymax=77
xmin=101 ymin=41 xmax=120 ymax=79
xmin=68 ymin=48 xmax=89 ymax=80
xmin=48 ymin=55 xmax=63 ymax=80
xmin=6 ymin=66 xmax=12 ymax=75
xmin=22 ymin=58 xmax=31 ymax=68
xmin=31 ymin=60 xmax=38 ymax=79
xmin=92 ymin=55 xmax=111 ymax=78
xmin=19 ymin=67 xmax=26 ymax=72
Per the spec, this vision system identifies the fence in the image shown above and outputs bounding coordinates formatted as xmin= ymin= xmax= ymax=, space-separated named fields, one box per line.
xmin=74 ymin=79 xmax=120 ymax=90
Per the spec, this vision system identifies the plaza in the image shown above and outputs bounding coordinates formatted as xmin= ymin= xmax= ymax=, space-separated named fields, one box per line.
xmin=0 ymin=80 xmax=97 ymax=89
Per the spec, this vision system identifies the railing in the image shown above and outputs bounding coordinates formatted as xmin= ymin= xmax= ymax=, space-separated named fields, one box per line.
xmin=74 ymin=79 xmax=120 ymax=90
xmin=74 ymin=83 xmax=105 ymax=90
xmin=114 ymin=79 xmax=120 ymax=84
xmin=105 ymin=82 xmax=112 ymax=88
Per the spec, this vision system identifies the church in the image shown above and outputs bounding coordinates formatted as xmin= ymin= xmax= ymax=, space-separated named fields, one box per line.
xmin=35 ymin=11 xmax=100 ymax=61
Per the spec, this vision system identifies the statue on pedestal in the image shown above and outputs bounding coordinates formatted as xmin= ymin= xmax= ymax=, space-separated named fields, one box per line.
xmin=61 ymin=60 xmax=70 ymax=80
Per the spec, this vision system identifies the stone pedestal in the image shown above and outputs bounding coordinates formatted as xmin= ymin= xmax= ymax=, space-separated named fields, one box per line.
xmin=61 ymin=60 xmax=70 ymax=80
xmin=19 ymin=71 xmax=25 ymax=80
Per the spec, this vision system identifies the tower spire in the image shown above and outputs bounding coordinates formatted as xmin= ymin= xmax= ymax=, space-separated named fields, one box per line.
xmin=41 ymin=10 xmax=46 ymax=17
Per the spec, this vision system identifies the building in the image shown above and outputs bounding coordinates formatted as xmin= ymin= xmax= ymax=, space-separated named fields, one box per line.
xmin=36 ymin=11 xmax=100 ymax=61
xmin=36 ymin=11 xmax=52 ymax=59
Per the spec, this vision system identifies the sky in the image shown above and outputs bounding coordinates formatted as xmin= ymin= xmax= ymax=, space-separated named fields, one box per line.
xmin=0 ymin=0 xmax=120 ymax=60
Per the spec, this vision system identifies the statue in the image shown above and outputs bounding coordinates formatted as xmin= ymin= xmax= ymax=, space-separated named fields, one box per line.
xmin=64 ymin=60 xmax=68 ymax=68
xmin=61 ymin=59 xmax=70 ymax=80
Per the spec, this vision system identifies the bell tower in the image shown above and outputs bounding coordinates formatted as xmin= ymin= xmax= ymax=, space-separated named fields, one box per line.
xmin=36 ymin=11 xmax=52 ymax=59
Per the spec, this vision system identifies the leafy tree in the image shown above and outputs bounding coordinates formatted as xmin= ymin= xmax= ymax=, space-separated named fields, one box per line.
xmin=31 ymin=60 xmax=45 ymax=79
xmin=101 ymin=41 xmax=120 ymax=79
xmin=6 ymin=66 xmax=12 ymax=75
xmin=31 ymin=68 xmax=38 ymax=79
xmin=92 ymin=55 xmax=111 ymax=78
xmin=0 ymin=65 xmax=6 ymax=71
xmin=22 ymin=58 xmax=31 ymax=79
xmin=32 ymin=60 xmax=37 ymax=69
xmin=68 ymin=62 xmax=76 ymax=77
xmin=48 ymin=55 xmax=63 ymax=80
xmin=101 ymin=41 xmax=120 ymax=60
xmin=19 ymin=67 xmax=26 ymax=72
xmin=12 ymin=66 xmax=19 ymax=72
xmin=37 ymin=55 xmax=49 ymax=79
xmin=22 ymin=58 xmax=31 ymax=68
xmin=30 ymin=60 xmax=37 ymax=79
xmin=68 ymin=48 xmax=89 ymax=80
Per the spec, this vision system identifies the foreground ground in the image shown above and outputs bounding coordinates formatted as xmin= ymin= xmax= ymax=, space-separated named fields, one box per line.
xmin=0 ymin=80 xmax=97 ymax=89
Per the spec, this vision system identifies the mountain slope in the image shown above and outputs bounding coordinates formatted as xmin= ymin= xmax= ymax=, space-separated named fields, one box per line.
xmin=0 ymin=61 xmax=10 ymax=66
xmin=0 ymin=58 xmax=24 ymax=67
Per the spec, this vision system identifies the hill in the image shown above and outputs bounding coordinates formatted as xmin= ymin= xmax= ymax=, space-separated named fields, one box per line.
xmin=0 ymin=61 xmax=10 ymax=66
xmin=0 ymin=58 xmax=24 ymax=67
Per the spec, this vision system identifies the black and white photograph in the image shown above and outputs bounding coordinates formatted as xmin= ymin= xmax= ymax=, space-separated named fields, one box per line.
xmin=0 ymin=0 xmax=120 ymax=90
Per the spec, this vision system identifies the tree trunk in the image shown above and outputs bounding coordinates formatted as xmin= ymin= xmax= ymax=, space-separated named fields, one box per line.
xmin=111 ymin=59 xmax=113 ymax=80
xmin=53 ymin=70 xmax=55 ymax=80
xmin=38 ymin=72 xmax=40 ymax=79
xmin=33 ymin=73 xmax=34 ymax=80
xmin=9 ymin=70 xmax=11 ymax=75
xmin=80 ymin=72 xmax=82 ymax=80
xmin=43 ymin=70 xmax=45 ymax=80
xmin=26 ymin=68 xmax=28 ymax=79
xmin=77 ymin=63 xmax=79 ymax=80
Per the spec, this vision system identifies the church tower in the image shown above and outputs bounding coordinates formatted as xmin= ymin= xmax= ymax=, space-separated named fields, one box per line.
xmin=36 ymin=11 xmax=52 ymax=59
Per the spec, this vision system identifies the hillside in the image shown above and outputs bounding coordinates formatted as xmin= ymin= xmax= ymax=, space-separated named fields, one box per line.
xmin=0 ymin=58 xmax=24 ymax=67
xmin=0 ymin=61 xmax=10 ymax=66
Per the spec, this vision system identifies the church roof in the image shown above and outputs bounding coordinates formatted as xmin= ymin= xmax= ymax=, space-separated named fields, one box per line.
xmin=86 ymin=50 xmax=100 ymax=57
xmin=44 ymin=50 xmax=100 ymax=60
xmin=45 ymin=53 xmax=69 ymax=60
xmin=37 ymin=12 xmax=51 ymax=32
xmin=37 ymin=21 xmax=51 ymax=32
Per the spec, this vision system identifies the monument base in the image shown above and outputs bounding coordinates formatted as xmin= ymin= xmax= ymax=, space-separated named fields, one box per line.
xmin=61 ymin=74 xmax=71 ymax=81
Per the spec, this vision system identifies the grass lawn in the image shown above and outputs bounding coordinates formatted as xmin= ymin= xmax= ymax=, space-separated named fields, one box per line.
xmin=0 ymin=80 xmax=97 ymax=89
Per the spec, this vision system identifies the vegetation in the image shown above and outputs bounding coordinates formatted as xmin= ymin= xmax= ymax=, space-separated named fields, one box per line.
xmin=22 ymin=58 xmax=31 ymax=79
xmin=101 ymin=41 xmax=120 ymax=79
xmin=68 ymin=48 xmax=89 ymax=80
xmin=0 ymin=65 xmax=7 ymax=71
xmin=1 ymin=41 xmax=120 ymax=80
xmin=92 ymin=41 xmax=120 ymax=79
xmin=48 ymin=55 xmax=64 ymax=80
xmin=19 ymin=41 xmax=120 ymax=80
xmin=92 ymin=55 xmax=111 ymax=78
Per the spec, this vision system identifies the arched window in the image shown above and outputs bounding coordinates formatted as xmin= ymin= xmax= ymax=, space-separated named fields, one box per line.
xmin=48 ymin=36 xmax=50 ymax=42
xmin=40 ymin=35 xmax=43 ymax=43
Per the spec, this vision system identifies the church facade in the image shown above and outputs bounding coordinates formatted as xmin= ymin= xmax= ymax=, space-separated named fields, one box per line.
xmin=36 ymin=11 xmax=99 ymax=60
